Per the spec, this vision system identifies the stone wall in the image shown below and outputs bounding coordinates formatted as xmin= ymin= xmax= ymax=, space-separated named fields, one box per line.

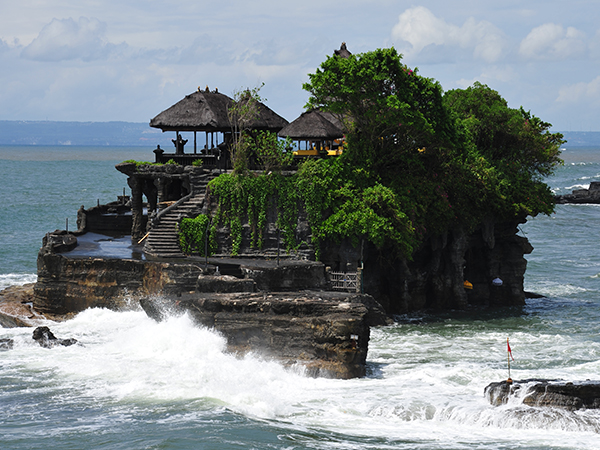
xmin=319 ymin=219 xmax=531 ymax=314
xmin=34 ymin=244 xmax=203 ymax=315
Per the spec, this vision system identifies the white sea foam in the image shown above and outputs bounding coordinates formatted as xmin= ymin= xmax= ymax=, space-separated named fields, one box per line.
xmin=566 ymin=183 xmax=591 ymax=190
xmin=0 ymin=273 xmax=37 ymax=290
xmin=3 ymin=307 xmax=600 ymax=448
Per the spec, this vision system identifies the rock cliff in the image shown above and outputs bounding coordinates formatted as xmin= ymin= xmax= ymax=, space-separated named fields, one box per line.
xmin=201 ymin=185 xmax=532 ymax=314
xmin=141 ymin=290 xmax=389 ymax=379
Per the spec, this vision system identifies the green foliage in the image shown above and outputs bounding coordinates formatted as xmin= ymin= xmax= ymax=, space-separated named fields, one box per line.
xmin=443 ymin=82 xmax=563 ymax=217
xmin=296 ymin=158 xmax=416 ymax=258
xmin=165 ymin=159 xmax=179 ymax=165
xmin=304 ymin=47 xmax=457 ymax=172
xmin=192 ymin=159 xmax=204 ymax=167
xmin=178 ymin=214 xmax=216 ymax=256
xmin=121 ymin=160 xmax=160 ymax=167
xmin=208 ymin=172 xmax=299 ymax=255
xmin=299 ymin=47 xmax=563 ymax=258
xmin=251 ymin=131 xmax=295 ymax=173
xmin=444 ymin=82 xmax=563 ymax=179
xmin=228 ymin=84 xmax=265 ymax=174
xmin=192 ymin=49 xmax=563 ymax=261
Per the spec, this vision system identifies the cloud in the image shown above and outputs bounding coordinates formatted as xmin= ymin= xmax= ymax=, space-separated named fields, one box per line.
xmin=21 ymin=17 xmax=123 ymax=62
xmin=519 ymin=23 xmax=586 ymax=60
xmin=391 ymin=7 xmax=506 ymax=63
xmin=557 ymin=76 xmax=600 ymax=104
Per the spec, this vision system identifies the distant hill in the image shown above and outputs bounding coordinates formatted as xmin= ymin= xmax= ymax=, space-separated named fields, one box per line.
xmin=560 ymin=131 xmax=600 ymax=147
xmin=0 ymin=121 xmax=598 ymax=148
xmin=0 ymin=121 xmax=173 ymax=147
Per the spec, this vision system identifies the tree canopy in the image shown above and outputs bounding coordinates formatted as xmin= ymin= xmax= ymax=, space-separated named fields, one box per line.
xmin=299 ymin=47 xmax=564 ymax=257
xmin=193 ymin=47 xmax=563 ymax=260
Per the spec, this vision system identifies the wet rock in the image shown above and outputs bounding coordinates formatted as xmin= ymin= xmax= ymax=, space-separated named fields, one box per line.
xmin=34 ymin=246 xmax=203 ymax=315
xmin=42 ymin=230 xmax=78 ymax=253
xmin=141 ymin=290 xmax=389 ymax=379
xmin=32 ymin=326 xmax=77 ymax=348
xmin=0 ymin=338 xmax=14 ymax=350
xmin=555 ymin=181 xmax=600 ymax=204
xmin=485 ymin=379 xmax=600 ymax=410
xmin=0 ymin=284 xmax=49 ymax=327
xmin=195 ymin=274 xmax=256 ymax=293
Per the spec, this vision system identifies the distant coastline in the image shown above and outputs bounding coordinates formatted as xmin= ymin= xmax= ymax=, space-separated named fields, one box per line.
xmin=0 ymin=120 xmax=172 ymax=147
xmin=0 ymin=120 xmax=598 ymax=148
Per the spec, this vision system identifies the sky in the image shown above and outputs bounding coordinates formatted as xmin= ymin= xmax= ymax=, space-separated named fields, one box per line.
xmin=1 ymin=0 xmax=599 ymax=132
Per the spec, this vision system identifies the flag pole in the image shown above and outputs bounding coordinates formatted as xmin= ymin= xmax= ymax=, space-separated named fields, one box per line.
xmin=507 ymin=337 xmax=513 ymax=384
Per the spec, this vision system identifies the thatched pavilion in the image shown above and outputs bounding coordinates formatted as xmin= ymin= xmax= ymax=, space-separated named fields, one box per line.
xmin=278 ymin=109 xmax=345 ymax=156
xmin=149 ymin=87 xmax=288 ymax=166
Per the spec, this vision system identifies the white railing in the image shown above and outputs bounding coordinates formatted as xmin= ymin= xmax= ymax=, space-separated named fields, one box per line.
xmin=329 ymin=271 xmax=359 ymax=292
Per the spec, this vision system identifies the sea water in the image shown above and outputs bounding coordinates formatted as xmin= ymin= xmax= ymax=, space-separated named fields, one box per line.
xmin=1 ymin=145 xmax=600 ymax=449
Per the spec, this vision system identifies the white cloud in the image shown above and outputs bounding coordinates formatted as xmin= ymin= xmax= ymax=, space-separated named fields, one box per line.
xmin=391 ymin=7 xmax=506 ymax=63
xmin=557 ymin=76 xmax=600 ymax=104
xmin=519 ymin=23 xmax=586 ymax=60
xmin=454 ymin=65 xmax=518 ymax=89
xmin=21 ymin=17 xmax=122 ymax=62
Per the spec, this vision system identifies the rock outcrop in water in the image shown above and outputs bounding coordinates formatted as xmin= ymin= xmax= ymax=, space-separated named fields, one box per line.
xmin=555 ymin=181 xmax=600 ymax=204
xmin=318 ymin=219 xmax=531 ymax=314
xmin=0 ymin=283 xmax=48 ymax=327
xmin=485 ymin=379 xmax=600 ymax=410
xmin=32 ymin=326 xmax=78 ymax=348
xmin=23 ymin=160 xmax=537 ymax=379
xmin=141 ymin=289 xmax=389 ymax=379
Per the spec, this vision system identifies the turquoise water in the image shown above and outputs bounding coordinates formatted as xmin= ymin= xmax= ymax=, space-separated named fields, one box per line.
xmin=0 ymin=146 xmax=150 ymax=277
xmin=1 ymin=145 xmax=600 ymax=449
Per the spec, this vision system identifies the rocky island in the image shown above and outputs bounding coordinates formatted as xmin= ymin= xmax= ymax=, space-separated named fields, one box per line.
xmin=1 ymin=45 xmax=565 ymax=379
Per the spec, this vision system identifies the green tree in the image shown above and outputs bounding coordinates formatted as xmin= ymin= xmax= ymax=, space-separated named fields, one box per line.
xmin=202 ymin=48 xmax=563 ymax=261
xmin=303 ymin=47 xmax=457 ymax=175
xmin=301 ymin=47 xmax=563 ymax=257
xmin=250 ymin=130 xmax=294 ymax=174
xmin=444 ymin=82 xmax=563 ymax=180
xmin=228 ymin=84 xmax=265 ymax=174
xmin=443 ymin=82 xmax=564 ymax=217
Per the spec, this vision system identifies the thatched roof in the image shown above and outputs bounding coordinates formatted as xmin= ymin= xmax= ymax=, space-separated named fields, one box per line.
xmin=149 ymin=88 xmax=288 ymax=133
xmin=278 ymin=110 xmax=344 ymax=140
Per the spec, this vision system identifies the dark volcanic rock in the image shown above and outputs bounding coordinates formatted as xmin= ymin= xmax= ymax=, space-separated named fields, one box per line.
xmin=32 ymin=326 xmax=77 ymax=348
xmin=555 ymin=181 xmax=600 ymax=204
xmin=485 ymin=379 xmax=600 ymax=410
xmin=322 ymin=220 xmax=531 ymax=314
xmin=141 ymin=290 xmax=389 ymax=379
xmin=195 ymin=274 xmax=256 ymax=293
xmin=34 ymin=239 xmax=203 ymax=315
xmin=43 ymin=231 xmax=78 ymax=253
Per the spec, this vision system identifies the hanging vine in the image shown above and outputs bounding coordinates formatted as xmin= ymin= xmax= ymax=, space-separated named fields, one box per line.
xmin=206 ymin=172 xmax=299 ymax=256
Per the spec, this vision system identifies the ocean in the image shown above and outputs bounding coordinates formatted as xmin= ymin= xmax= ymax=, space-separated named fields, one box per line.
xmin=1 ymin=144 xmax=600 ymax=449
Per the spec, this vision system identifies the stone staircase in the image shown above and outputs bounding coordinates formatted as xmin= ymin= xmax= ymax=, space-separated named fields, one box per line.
xmin=143 ymin=170 xmax=216 ymax=258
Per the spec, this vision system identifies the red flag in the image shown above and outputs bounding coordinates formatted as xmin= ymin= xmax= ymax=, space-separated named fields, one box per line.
xmin=507 ymin=338 xmax=514 ymax=361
